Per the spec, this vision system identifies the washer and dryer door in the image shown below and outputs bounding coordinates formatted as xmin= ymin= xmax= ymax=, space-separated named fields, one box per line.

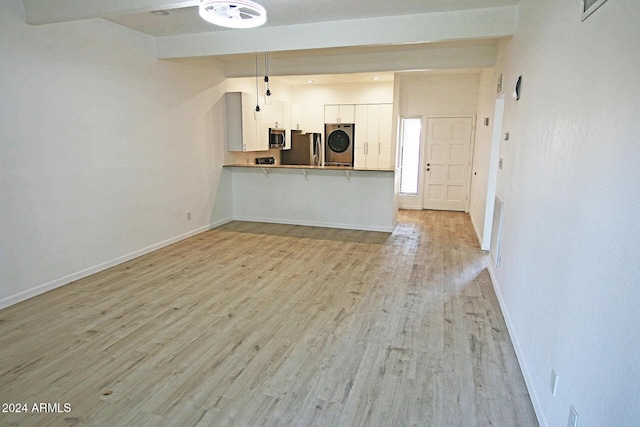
xmin=327 ymin=129 xmax=350 ymax=153
xmin=325 ymin=124 xmax=354 ymax=165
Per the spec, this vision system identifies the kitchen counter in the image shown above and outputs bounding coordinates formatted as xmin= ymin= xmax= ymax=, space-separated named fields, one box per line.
xmin=222 ymin=165 xmax=397 ymax=232
xmin=224 ymin=164 xmax=394 ymax=172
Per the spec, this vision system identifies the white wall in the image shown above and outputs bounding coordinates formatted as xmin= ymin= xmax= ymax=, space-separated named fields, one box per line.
xmin=0 ymin=0 xmax=233 ymax=308
xmin=491 ymin=1 xmax=640 ymax=426
xmin=396 ymin=71 xmax=481 ymax=209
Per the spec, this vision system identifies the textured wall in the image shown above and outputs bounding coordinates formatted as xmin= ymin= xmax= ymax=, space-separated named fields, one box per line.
xmin=490 ymin=0 xmax=640 ymax=425
xmin=0 ymin=0 xmax=232 ymax=307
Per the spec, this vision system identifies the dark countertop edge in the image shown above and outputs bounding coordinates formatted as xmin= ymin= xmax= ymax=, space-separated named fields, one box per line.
xmin=224 ymin=164 xmax=395 ymax=172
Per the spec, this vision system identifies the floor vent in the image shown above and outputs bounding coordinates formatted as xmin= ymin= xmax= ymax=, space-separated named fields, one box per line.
xmin=490 ymin=197 xmax=504 ymax=267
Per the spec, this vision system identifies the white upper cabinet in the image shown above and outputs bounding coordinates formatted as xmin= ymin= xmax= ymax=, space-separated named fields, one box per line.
xmin=353 ymin=103 xmax=393 ymax=169
xmin=324 ymin=104 xmax=355 ymax=124
xmin=354 ymin=105 xmax=368 ymax=168
xmin=377 ymin=104 xmax=393 ymax=169
xmin=282 ymin=101 xmax=291 ymax=130
xmin=226 ymin=92 xmax=269 ymax=152
xmin=290 ymin=103 xmax=303 ymax=131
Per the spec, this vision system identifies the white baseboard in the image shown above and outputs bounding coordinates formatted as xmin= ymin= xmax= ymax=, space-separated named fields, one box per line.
xmin=470 ymin=212 xmax=485 ymax=249
xmin=0 ymin=218 xmax=233 ymax=310
xmin=486 ymin=262 xmax=548 ymax=427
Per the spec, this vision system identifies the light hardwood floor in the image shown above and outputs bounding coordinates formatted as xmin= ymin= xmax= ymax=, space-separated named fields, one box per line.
xmin=0 ymin=210 xmax=538 ymax=426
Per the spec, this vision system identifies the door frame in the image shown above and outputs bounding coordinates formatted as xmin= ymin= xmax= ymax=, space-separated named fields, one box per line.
xmin=480 ymin=95 xmax=505 ymax=250
xmin=421 ymin=115 xmax=477 ymax=212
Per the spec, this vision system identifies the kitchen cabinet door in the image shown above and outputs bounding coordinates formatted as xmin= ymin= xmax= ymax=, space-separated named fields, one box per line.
xmin=325 ymin=104 xmax=355 ymax=124
xmin=290 ymin=103 xmax=303 ymax=131
xmin=259 ymin=100 xmax=275 ymax=128
xmin=354 ymin=105 xmax=368 ymax=168
xmin=366 ymin=104 xmax=381 ymax=168
xmin=377 ymin=104 xmax=394 ymax=168
xmin=282 ymin=102 xmax=291 ymax=149
xmin=272 ymin=99 xmax=285 ymax=128
xmin=257 ymin=121 xmax=271 ymax=151
xmin=226 ymin=92 xmax=266 ymax=152
xmin=353 ymin=103 xmax=394 ymax=169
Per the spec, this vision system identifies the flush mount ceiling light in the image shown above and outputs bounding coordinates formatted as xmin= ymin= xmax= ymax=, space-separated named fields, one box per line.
xmin=199 ymin=0 xmax=267 ymax=29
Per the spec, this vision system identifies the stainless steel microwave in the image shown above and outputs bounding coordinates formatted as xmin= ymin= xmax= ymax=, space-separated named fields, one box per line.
xmin=269 ymin=128 xmax=286 ymax=148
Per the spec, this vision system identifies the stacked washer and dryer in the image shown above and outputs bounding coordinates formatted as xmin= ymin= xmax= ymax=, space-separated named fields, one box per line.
xmin=324 ymin=123 xmax=354 ymax=167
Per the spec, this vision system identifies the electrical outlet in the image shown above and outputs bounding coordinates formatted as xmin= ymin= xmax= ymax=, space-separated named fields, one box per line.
xmin=568 ymin=405 xmax=579 ymax=427
xmin=550 ymin=369 xmax=558 ymax=396
xmin=187 ymin=212 xmax=192 ymax=221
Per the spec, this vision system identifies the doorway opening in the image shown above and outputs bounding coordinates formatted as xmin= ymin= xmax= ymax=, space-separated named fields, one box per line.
xmin=481 ymin=95 xmax=505 ymax=250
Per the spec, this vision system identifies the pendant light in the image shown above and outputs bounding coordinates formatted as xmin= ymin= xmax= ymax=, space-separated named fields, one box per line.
xmin=254 ymin=53 xmax=261 ymax=119
xmin=264 ymin=52 xmax=272 ymax=101
xmin=199 ymin=0 xmax=267 ymax=29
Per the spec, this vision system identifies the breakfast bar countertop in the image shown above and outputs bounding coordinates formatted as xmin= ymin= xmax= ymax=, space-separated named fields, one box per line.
xmin=224 ymin=164 xmax=395 ymax=172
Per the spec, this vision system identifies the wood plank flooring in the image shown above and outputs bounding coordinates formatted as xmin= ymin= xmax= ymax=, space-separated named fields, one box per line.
xmin=0 ymin=210 xmax=538 ymax=426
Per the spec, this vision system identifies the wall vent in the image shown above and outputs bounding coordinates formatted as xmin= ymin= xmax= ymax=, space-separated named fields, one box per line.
xmin=582 ymin=0 xmax=608 ymax=21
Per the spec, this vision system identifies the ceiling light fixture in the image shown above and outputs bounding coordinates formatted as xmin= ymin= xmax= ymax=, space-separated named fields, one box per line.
xmin=199 ymin=0 xmax=267 ymax=29
xmin=264 ymin=53 xmax=272 ymax=99
xmin=254 ymin=53 xmax=261 ymax=116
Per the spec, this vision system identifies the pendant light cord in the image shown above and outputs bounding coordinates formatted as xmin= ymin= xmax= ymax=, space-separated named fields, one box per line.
xmin=264 ymin=52 xmax=271 ymax=97
xmin=255 ymin=53 xmax=260 ymax=112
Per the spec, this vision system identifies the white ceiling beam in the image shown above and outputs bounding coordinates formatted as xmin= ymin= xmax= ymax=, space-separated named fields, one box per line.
xmin=222 ymin=45 xmax=499 ymax=78
xmin=156 ymin=6 xmax=518 ymax=59
xmin=23 ymin=0 xmax=198 ymax=25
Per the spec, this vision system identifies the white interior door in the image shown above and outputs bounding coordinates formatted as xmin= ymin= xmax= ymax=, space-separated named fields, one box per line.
xmin=423 ymin=117 xmax=474 ymax=211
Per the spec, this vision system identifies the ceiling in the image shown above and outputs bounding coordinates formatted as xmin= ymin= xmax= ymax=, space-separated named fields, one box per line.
xmin=22 ymin=0 xmax=519 ymax=81
xmin=102 ymin=0 xmax=520 ymax=37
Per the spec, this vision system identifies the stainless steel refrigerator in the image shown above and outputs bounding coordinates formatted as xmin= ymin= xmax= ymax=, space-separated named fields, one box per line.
xmin=280 ymin=131 xmax=322 ymax=166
